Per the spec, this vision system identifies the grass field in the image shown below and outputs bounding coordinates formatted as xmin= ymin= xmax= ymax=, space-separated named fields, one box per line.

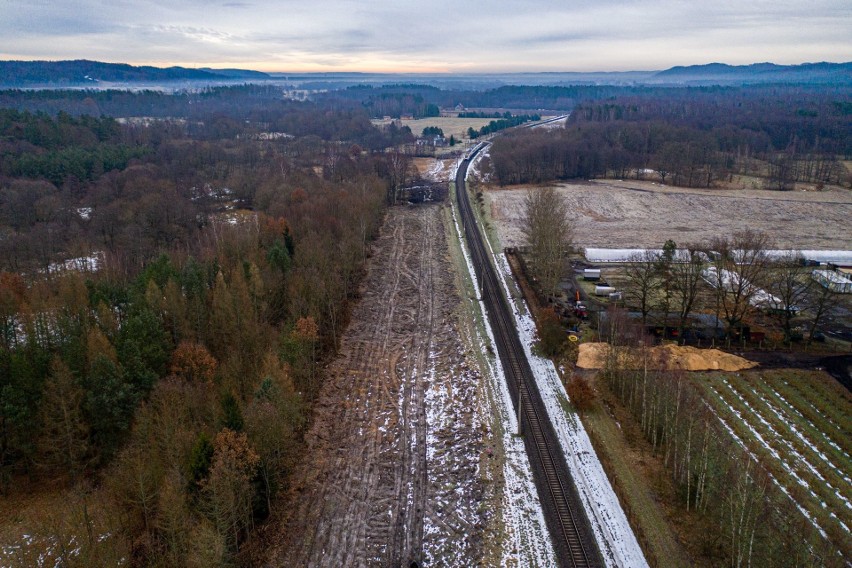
xmin=372 ymin=116 xmax=497 ymax=141
xmin=695 ymin=369 xmax=851 ymax=553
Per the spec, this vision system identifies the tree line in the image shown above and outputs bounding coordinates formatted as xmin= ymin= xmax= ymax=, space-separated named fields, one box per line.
xmin=0 ymin=86 xmax=412 ymax=150
xmin=489 ymin=88 xmax=851 ymax=188
xmin=466 ymin=114 xmax=540 ymax=139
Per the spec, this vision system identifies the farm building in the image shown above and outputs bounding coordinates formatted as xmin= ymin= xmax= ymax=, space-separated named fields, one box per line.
xmin=798 ymin=250 xmax=852 ymax=267
xmin=597 ymin=311 xmax=727 ymax=341
xmin=812 ymin=270 xmax=852 ymax=293
xmin=416 ymin=135 xmax=448 ymax=147
xmin=701 ymin=267 xmax=790 ymax=310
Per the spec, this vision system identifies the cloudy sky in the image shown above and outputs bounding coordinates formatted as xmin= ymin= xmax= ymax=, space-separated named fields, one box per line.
xmin=3 ymin=0 xmax=851 ymax=72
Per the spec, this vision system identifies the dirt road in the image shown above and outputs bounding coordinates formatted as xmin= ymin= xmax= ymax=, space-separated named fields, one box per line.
xmin=260 ymin=203 xmax=487 ymax=567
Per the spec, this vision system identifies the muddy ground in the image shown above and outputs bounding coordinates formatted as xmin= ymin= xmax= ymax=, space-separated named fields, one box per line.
xmin=256 ymin=203 xmax=490 ymax=567
xmin=484 ymin=179 xmax=852 ymax=249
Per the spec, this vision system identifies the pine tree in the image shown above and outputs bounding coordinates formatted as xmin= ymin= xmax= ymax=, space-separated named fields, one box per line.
xmin=37 ymin=357 xmax=91 ymax=476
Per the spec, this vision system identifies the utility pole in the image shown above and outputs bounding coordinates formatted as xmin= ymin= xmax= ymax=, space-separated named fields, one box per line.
xmin=517 ymin=387 xmax=524 ymax=436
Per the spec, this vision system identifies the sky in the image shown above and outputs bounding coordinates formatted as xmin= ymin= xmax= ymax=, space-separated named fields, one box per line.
xmin=2 ymin=0 xmax=851 ymax=73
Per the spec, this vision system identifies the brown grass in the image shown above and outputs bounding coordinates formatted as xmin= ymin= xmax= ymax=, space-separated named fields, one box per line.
xmin=372 ymin=117 xmax=496 ymax=140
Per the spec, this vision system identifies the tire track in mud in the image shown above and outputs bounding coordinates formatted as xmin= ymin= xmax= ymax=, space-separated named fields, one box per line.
xmin=265 ymin=204 xmax=487 ymax=567
xmin=396 ymin=208 xmax=433 ymax=566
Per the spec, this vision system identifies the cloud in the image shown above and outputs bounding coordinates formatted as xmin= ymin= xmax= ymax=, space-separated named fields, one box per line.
xmin=1 ymin=0 xmax=850 ymax=71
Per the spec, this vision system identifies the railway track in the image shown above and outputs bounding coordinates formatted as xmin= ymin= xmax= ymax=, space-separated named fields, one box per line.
xmin=455 ymin=144 xmax=602 ymax=568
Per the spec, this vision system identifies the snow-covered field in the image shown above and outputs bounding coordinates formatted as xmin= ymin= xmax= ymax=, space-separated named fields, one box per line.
xmin=702 ymin=373 xmax=852 ymax=541
xmin=46 ymin=252 xmax=101 ymax=274
xmin=702 ymin=399 xmax=827 ymax=536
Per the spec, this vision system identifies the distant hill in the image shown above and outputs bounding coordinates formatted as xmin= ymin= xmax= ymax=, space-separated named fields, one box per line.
xmin=0 ymin=60 xmax=271 ymax=86
xmin=2 ymin=59 xmax=850 ymax=89
xmin=652 ymin=61 xmax=852 ymax=85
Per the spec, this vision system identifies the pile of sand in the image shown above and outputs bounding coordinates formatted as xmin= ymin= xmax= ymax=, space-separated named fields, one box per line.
xmin=577 ymin=342 xmax=758 ymax=372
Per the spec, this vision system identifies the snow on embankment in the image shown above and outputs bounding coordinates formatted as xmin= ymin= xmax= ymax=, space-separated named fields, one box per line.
xmin=489 ymin=252 xmax=649 ymax=568
xmin=450 ymin=191 xmax=557 ymax=566
xmin=460 ymin=144 xmax=646 ymax=566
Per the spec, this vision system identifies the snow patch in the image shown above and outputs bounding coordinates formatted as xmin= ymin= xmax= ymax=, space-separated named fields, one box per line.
xmin=489 ymin=250 xmax=648 ymax=568
xmin=47 ymin=252 xmax=102 ymax=274
xmin=450 ymin=193 xmax=557 ymax=566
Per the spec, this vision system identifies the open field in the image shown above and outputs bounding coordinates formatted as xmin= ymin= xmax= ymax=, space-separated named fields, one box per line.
xmin=696 ymin=369 xmax=851 ymax=555
xmin=483 ymin=179 xmax=852 ymax=249
xmin=413 ymin=156 xmax=456 ymax=182
xmin=372 ymin=116 xmax=497 ymax=141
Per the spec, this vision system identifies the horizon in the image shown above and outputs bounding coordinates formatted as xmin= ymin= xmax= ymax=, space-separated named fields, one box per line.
xmin=4 ymin=58 xmax=851 ymax=77
xmin=3 ymin=1 xmax=851 ymax=74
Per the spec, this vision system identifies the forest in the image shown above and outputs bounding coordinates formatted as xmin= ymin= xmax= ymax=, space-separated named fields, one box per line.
xmin=14 ymin=82 xmax=851 ymax=122
xmin=490 ymin=87 xmax=852 ymax=188
xmin=466 ymin=114 xmax=541 ymax=139
xmin=0 ymin=88 xmax=417 ymax=564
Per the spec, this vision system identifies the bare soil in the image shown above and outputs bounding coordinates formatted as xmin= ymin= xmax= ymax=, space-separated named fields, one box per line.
xmin=484 ymin=179 xmax=852 ymax=249
xmin=255 ymin=203 xmax=488 ymax=567
xmin=577 ymin=343 xmax=759 ymax=372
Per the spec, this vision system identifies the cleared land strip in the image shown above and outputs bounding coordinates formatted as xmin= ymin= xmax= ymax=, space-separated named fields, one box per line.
xmin=262 ymin=204 xmax=486 ymax=567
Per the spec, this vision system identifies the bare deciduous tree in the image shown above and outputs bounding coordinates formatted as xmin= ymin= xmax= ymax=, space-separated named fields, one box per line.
xmin=521 ymin=186 xmax=574 ymax=297
xmin=624 ymin=250 xmax=660 ymax=329
xmin=763 ymin=252 xmax=812 ymax=342
xmin=670 ymin=246 xmax=705 ymax=339
xmin=706 ymin=230 xmax=772 ymax=335
xmin=804 ymin=276 xmax=836 ymax=345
